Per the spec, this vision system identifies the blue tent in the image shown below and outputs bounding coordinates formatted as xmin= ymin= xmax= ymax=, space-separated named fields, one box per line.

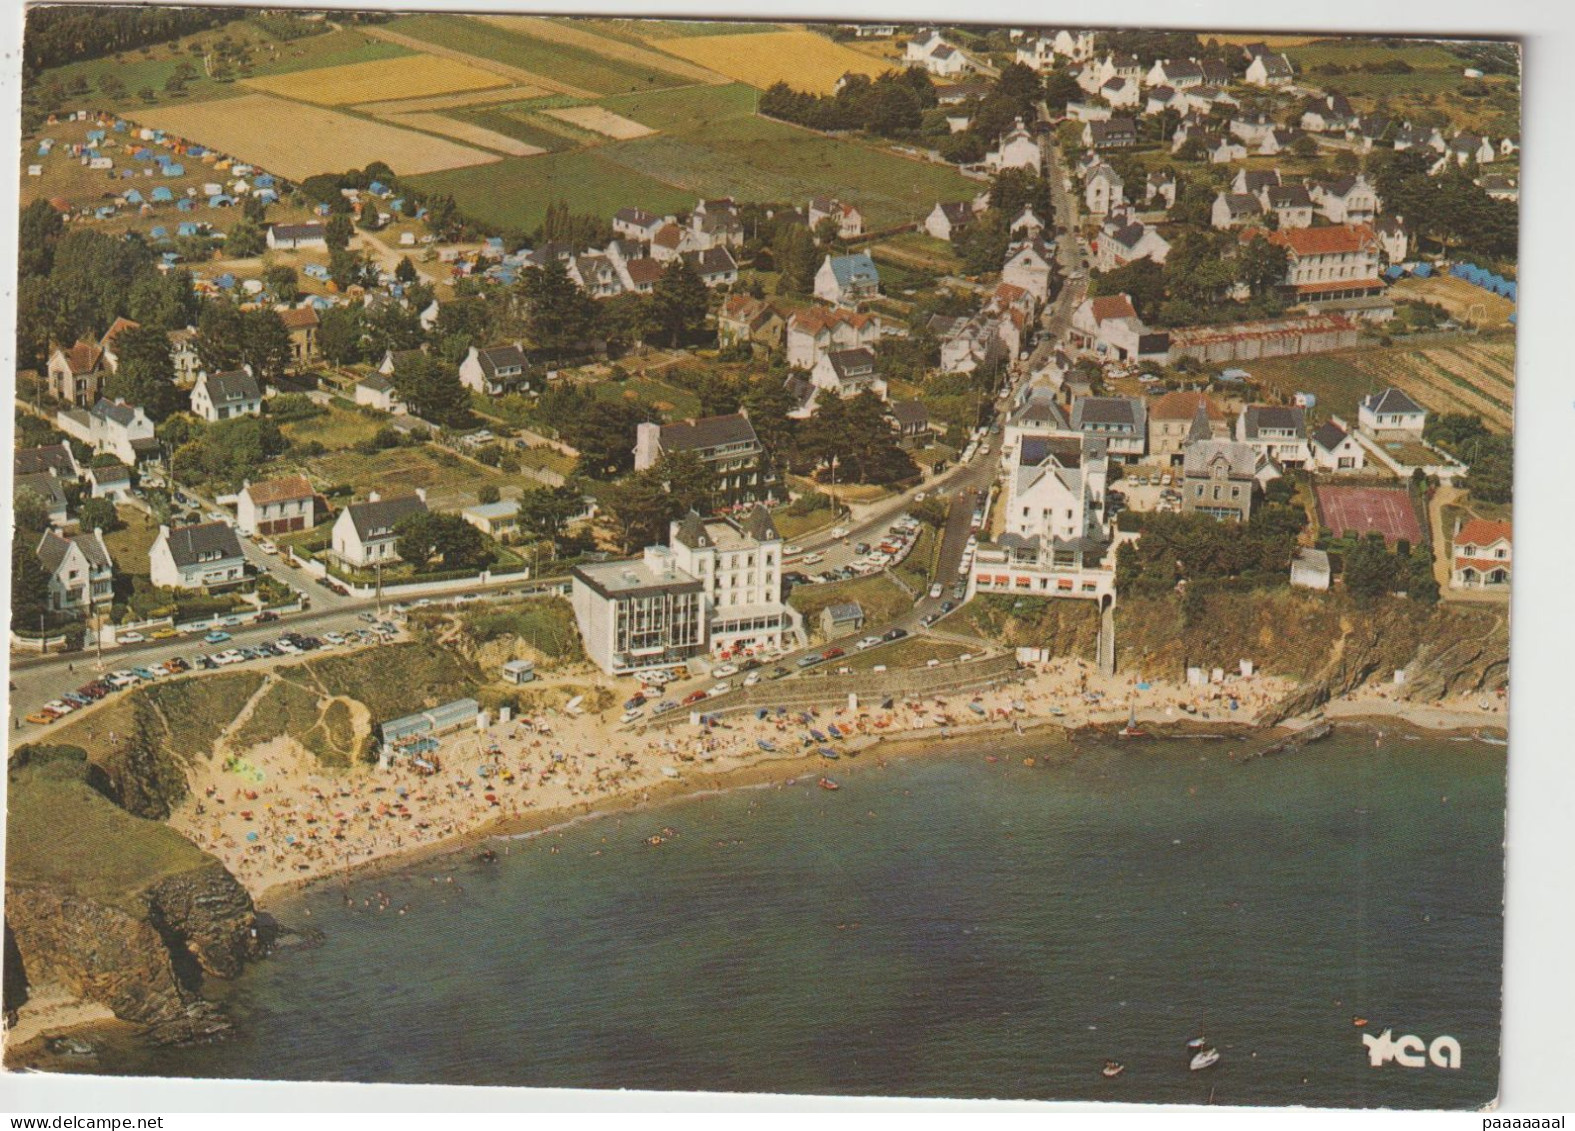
xmin=177 ymin=221 xmax=201 ymax=237
xmin=161 ymin=251 xmax=182 ymax=265
xmin=188 ymin=146 xmax=206 ymax=157
xmin=176 ymin=197 xmax=196 ymax=212
xmin=95 ymin=206 xmax=116 ymax=219
xmin=114 ymin=120 xmax=128 ymax=132
xmin=123 ymin=188 xmax=144 ymax=204
xmin=150 ymin=225 xmax=168 ymax=239
xmin=214 ymin=273 xmax=237 ymax=289
xmin=253 ymin=174 xmax=275 ymax=188
xmin=163 ymin=163 xmax=185 ymax=177
xmin=369 ymin=180 xmax=390 ymax=197
xmin=208 ymin=193 xmax=233 ymax=207
xmin=86 ymin=129 xmax=106 ymax=143
xmin=1384 ymin=265 xmax=1404 ymax=281
xmin=390 ymin=197 xmax=406 ymax=214
xmin=1413 ymin=262 xmax=1433 ymax=278
xmin=151 ymin=186 xmax=174 ymax=202
xmin=1504 ymin=281 xmax=1517 ymax=302
xmin=36 ymin=144 xmax=50 ymax=157
xmin=133 ymin=147 xmax=152 ymax=160
xmin=255 ymin=188 xmax=278 ymax=205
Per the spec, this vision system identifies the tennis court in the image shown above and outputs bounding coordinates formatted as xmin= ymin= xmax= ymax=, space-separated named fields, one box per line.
xmin=1315 ymin=485 xmax=1423 ymax=548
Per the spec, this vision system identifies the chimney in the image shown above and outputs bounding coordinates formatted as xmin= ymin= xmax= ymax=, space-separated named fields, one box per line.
xmin=368 ymin=490 xmax=380 ymax=503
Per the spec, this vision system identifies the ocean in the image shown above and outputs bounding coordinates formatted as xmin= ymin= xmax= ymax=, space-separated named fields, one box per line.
xmin=90 ymin=726 xmax=1505 ymax=1108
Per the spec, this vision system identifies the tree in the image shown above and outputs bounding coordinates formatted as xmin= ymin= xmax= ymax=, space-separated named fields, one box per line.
xmin=11 ymin=536 xmax=54 ymax=633
xmin=47 ymin=228 xmax=155 ymax=340
xmin=799 ymin=391 xmax=916 ymax=486
xmin=224 ymin=219 xmax=265 ymax=258
xmin=195 ymin=300 xmax=246 ymax=373
xmin=648 ymin=258 xmax=709 ymax=347
xmin=740 ymin=379 xmax=800 ymax=464
xmin=328 ymin=247 xmax=371 ymax=291
xmin=395 ymin=256 xmax=418 ymax=285
xmin=13 ymin=491 xmax=53 ymax=538
xmin=989 ymin=167 xmax=1052 ymax=226
xmin=318 ymin=305 xmax=364 ymax=365
xmin=263 ymin=264 xmax=299 ymax=302
xmin=650 ymin=449 xmax=715 ymax=516
xmin=105 ymin=324 xmax=184 ymax=420
xmin=324 ymin=213 xmax=354 ymax=252
xmin=1043 ymin=69 xmax=1081 ymax=114
xmin=126 ymin=267 xmax=199 ymax=331
xmin=77 ymin=496 xmax=124 ymax=534
xmin=599 ymin=471 xmax=678 ymax=553
xmin=477 ymin=484 xmax=501 ymax=505
xmin=394 ymin=511 xmax=489 ymax=572
xmin=569 ymin=398 xmax=648 ymax=479
xmin=1088 ymin=259 xmax=1166 ymax=322
xmin=956 ymin=211 xmax=1011 ymax=276
xmin=241 ymin=193 xmax=267 ymax=225
xmin=521 ymin=257 xmax=595 ymax=355
xmin=1343 ymin=534 xmax=1398 ymax=601
xmin=19 ymin=197 xmax=63 ymax=278
xmin=1235 ymin=234 xmax=1290 ymax=298
xmin=518 ymin=484 xmax=584 ymax=542
xmin=859 ymin=80 xmax=921 ymax=134
xmin=772 ymin=223 xmax=819 ymax=295
xmin=391 ymin=353 xmax=469 ymax=427
xmin=239 ymin=308 xmax=292 ymax=385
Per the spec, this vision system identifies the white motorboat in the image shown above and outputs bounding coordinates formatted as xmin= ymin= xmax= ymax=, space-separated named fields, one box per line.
xmin=1189 ymin=1047 xmax=1220 ymax=1071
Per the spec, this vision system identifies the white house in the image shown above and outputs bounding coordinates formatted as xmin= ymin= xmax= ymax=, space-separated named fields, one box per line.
xmin=36 ymin=528 xmax=114 ymax=613
xmin=785 ymin=308 xmax=881 ymax=370
xmin=190 ymin=368 xmax=262 ymax=423
xmin=1069 ymin=293 xmax=1170 ymax=361
xmin=1358 ymin=388 xmax=1427 ymax=436
xmin=1093 ymin=220 xmax=1170 ymax=271
xmin=809 ymin=347 xmax=887 ymax=402
xmin=984 ymin=118 xmax=1044 ymax=173
xmin=807 ymin=196 xmax=864 ymax=239
xmin=1309 ymin=420 xmax=1366 ymax=471
xmin=55 ymin=399 xmax=157 ymax=466
xmin=1001 ymin=237 xmax=1057 ymax=302
xmin=926 ymin=201 xmax=975 ymax=241
xmin=355 ymin=372 xmax=406 ymax=414
xmin=237 ymin=475 xmax=319 ymax=537
xmin=1236 ymin=404 xmax=1311 ymax=468
xmin=813 ymin=253 xmax=881 ymax=306
xmin=1244 ymin=52 xmax=1294 ymax=87
xmin=459 ymin=344 xmax=529 ymax=396
xmin=1450 ymin=518 xmax=1511 ymax=590
xmin=1310 ymin=174 xmax=1381 ymax=223
xmin=1212 ymin=191 xmax=1264 ymax=230
xmin=331 ymin=491 xmax=429 ymax=568
xmin=266 ymin=222 xmax=327 ymax=251
xmin=149 ymin=521 xmax=247 ymax=591
xmin=1084 ymin=164 xmax=1125 ymax=216
xmin=905 ymin=32 xmax=971 ymax=77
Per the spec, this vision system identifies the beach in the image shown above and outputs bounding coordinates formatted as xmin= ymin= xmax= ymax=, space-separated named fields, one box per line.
xmin=161 ymin=657 xmax=1508 ymax=907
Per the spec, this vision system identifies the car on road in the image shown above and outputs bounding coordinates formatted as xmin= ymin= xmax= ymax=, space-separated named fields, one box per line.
xmin=359 ymin=612 xmax=379 ymax=623
xmin=131 ymin=666 xmax=161 ymax=682
xmin=150 ymin=627 xmax=178 ymax=640
xmin=856 ymin=636 xmax=882 ymax=651
xmin=119 ymin=631 xmax=146 ymax=644
xmin=257 ymin=540 xmax=278 ymax=555
xmin=941 ymin=600 xmax=955 ymax=614
xmin=823 ymin=647 xmax=845 ymax=660
xmin=620 ymin=709 xmax=644 ymax=724
xmin=712 ymin=663 xmax=739 ymax=678
xmin=195 ymin=654 xmax=218 ymax=670
xmin=275 ymin=638 xmax=300 ymax=655
xmin=952 ymin=582 xmax=967 ymax=600
xmin=801 ymin=552 xmax=825 ymax=566
xmin=884 ymin=627 xmax=908 ymax=641
xmin=710 ymin=681 xmax=732 ymax=696
xmin=25 ymin=711 xmax=58 ymax=726
xmin=929 ymin=583 xmax=944 ymax=599
xmin=831 ymin=526 xmax=849 ymax=538
xmin=165 ymin=657 xmax=190 ymax=674
xmin=743 ymin=672 xmax=761 ymax=687
xmin=797 ymin=653 xmax=823 ymax=668
xmin=44 ymin=699 xmax=75 ymax=716
xmin=920 ymin=613 xmax=939 ymax=628
xmin=205 ymin=630 xmax=231 ymax=644
xmin=769 ymin=665 xmax=791 ymax=680
xmin=682 ymin=690 xmax=708 ymax=706
xmin=323 ymin=632 xmax=347 ymax=646
xmin=783 ymin=544 xmax=802 ymax=556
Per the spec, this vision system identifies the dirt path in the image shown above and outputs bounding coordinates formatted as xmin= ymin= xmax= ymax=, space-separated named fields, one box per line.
xmin=358 ymin=24 xmax=600 ymax=99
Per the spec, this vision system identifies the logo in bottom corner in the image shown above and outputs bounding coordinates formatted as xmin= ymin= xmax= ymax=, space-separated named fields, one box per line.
xmin=1362 ymin=1028 xmax=1462 ymax=1069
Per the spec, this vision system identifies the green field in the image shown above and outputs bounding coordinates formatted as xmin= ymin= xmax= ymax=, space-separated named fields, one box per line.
xmin=407 ymin=149 xmax=695 ymax=233
xmin=297 ymin=442 xmax=506 ymax=510
xmin=593 ymin=375 xmax=704 ymax=419
xmin=630 ymin=19 xmax=779 ymax=39
xmin=388 ymin=13 xmax=694 ymax=95
xmin=1281 ymin=39 xmax=1469 ymax=70
xmin=789 ymin=573 xmax=913 ymax=641
xmin=598 ymin=82 xmax=758 ymax=132
xmin=450 ymin=107 xmax=582 ymax=152
xmin=280 ymin=402 xmax=384 ymax=449
xmin=241 ymin=27 xmax=414 ymax=78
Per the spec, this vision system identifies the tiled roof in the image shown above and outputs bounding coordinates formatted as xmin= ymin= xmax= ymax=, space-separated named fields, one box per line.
xmin=1149 ymin=391 xmax=1224 ymax=422
xmin=163 ymin=521 xmax=243 ymax=567
xmin=659 ymin=412 xmax=759 ymax=453
xmin=1453 ymin=519 xmax=1512 ymax=548
xmin=345 ymin=495 xmax=427 ymax=542
xmin=1262 ymin=224 xmax=1376 ymax=257
xmin=1363 ymin=388 xmax=1424 ymax=416
xmin=244 ymin=475 xmax=315 ymax=506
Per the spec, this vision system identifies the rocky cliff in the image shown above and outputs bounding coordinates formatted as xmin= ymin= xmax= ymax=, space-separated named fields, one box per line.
xmin=6 ymin=746 xmax=263 ymax=1045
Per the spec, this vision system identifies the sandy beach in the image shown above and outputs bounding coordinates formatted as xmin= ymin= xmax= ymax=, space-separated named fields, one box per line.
xmin=161 ymin=658 xmax=1507 ymax=908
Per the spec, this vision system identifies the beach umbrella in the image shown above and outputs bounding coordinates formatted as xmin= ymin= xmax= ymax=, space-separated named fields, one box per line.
xmin=246 ymin=832 xmax=258 ymax=842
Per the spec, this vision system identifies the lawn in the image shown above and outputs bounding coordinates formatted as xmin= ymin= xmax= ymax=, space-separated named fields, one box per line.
xmin=104 ymin=506 xmax=160 ymax=578
xmin=593 ymin=374 xmax=704 ymax=419
xmin=891 ymin=525 xmax=939 ymax=594
xmin=789 ymin=573 xmax=913 ymax=641
xmin=388 ymin=14 xmax=696 ymax=96
xmin=279 ymin=402 xmax=385 ymax=449
xmin=870 ymin=230 xmax=964 ymax=274
xmin=297 ymin=442 xmax=504 ymax=510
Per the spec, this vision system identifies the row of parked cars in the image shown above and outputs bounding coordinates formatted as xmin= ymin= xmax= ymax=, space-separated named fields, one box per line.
xmin=26 ymin=657 xmax=196 ymax=724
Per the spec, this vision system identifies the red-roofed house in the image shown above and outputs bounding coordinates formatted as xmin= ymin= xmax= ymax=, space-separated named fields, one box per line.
xmin=278 ymin=306 xmax=320 ymax=365
xmin=1069 ymin=293 xmax=1170 ymax=361
xmin=1450 ymin=518 xmax=1511 ymax=590
xmin=785 ymin=307 xmax=880 ymax=370
xmin=1253 ymin=224 xmax=1382 ymax=301
xmin=46 ymin=341 xmax=107 ymax=406
xmin=237 ymin=475 xmax=321 ymax=536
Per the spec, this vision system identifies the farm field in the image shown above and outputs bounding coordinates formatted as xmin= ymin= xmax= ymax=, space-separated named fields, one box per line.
xmin=134 ymin=93 xmax=499 ymax=180
xmin=447 ymin=107 xmax=582 ymax=153
xmin=242 ymin=53 xmax=507 ymax=106
xmin=591 ymin=116 xmax=977 ymax=229
xmin=389 ymin=112 xmax=545 ymax=156
xmin=870 ymin=231 xmax=964 ymax=274
xmin=405 ymin=149 xmax=693 ymax=233
xmin=347 ymin=85 xmax=548 ymax=115
xmin=471 ymin=15 xmax=729 ymax=85
xmin=598 ymin=82 xmax=757 ymax=133
xmin=386 ymin=13 xmax=695 ymax=96
xmin=542 ymin=105 xmax=654 ymax=139
xmin=649 ymin=28 xmax=897 ymax=95
xmin=1249 ymin=334 xmax=1515 ymax=432
xmin=239 ymin=25 xmax=414 ymax=77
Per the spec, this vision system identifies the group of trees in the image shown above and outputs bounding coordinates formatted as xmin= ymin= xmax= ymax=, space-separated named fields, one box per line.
xmin=1088 ymin=228 xmax=1291 ymax=328
xmin=1116 ymin=488 xmax=1306 ymax=596
xmin=1367 ymin=149 xmax=1518 ymax=263
xmin=16 ymin=211 xmax=200 ymax=371
xmin=23 ymin=5 xmax=236 ymax=73
xmin=393 ymin=511 xmax=490 ymax=574
xmin=1341 ymin=534 xmax=1438 ymax=603
xmin=759 ymin=68 xmax=937 ymax=137
xmin=166 ymin=413 xmax=288 ymax=490
xmin=1425 ymin=413 xmax=1513 ymax=504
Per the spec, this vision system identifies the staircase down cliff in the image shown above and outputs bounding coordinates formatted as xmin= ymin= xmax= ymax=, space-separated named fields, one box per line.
xmin=5 ymin=745 xmax=263 ymax=1044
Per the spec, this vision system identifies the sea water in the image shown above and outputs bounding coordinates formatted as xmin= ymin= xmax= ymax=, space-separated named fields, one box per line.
xmin=104 ymin=728 xmax=1504 ymax=1108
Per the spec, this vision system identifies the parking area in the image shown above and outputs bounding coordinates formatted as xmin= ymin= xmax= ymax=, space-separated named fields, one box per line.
xmin=1111 ymin=464 xmax=1183 ymax=515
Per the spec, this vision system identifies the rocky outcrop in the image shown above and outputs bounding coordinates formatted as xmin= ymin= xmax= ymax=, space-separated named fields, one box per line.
xmin=143 ymin=865 xmax=263 ymax=981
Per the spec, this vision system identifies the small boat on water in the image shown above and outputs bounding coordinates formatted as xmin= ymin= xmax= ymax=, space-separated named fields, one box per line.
xmin=818 ymin=777 xmax=840 ymax=791
xmin=1118 ymin=702 xmax=1145 ymax=738
xmin=758 ymin=739 xmax=779 ymax=753
xmin=1472 ymin=730 xmax=1508 ymax=747
xmin=1101 ymin=1060 xmax=1125 ymax=1078
xmin=1352 ymin=1016 xmax=1368 ymax=1028
xmin=1189 ymin=1047 xmax=1220 ymax=1071
xmin=1186 ymin=1036 xmax=1208 ymax=1051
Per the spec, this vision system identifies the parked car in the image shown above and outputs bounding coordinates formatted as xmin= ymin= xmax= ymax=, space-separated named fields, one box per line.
xmin=323 ymin=632 xmax=347 ymax=646
xmin=624 ymin=694 xmax=646 ymax=711
xmin=25 ymin=711 xmax=58 ymax=726
xmin=769 ymin=665 xmax=791 ymax=680
xmin=682 ymin=690 xmax=708 ymax=706
xmin=743 ymin=672 xmax=761 ymax=687
xmin=257 ymin=540 xmax=278 ymax=555
xmin=856 ymin=636 xmax=881 ymax=651
xmin=620 ymin=709 xmax=644 ymax=724
xmin=710 ymin=681 xmax=732 ymax=696
xmin=884 ymin=627 xmax=908 ymax=641
xmin=797 ymin=653 xmax=823 ymax=668
xmin=712 ymin=663 xmax=739 ymax=678
xmin=929 ymin=583 xmax=944 ymax=599
xmin=150 ymin=627 xmax=178 ymax=640
xmin=118 ymin=631 xmax=146 ymax=644
xmin=205 ymin=630 xmax=231 ymax=644
xmin=823 ymin=647 xmax=845 ymax=660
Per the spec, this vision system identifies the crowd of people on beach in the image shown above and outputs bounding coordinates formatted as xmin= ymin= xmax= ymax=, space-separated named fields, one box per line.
xmin=172 ymin=657 xmax=1500 ymax=900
